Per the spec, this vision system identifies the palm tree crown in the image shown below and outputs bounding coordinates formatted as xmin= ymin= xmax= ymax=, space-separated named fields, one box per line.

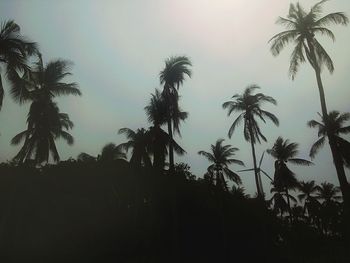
xmin=222 ymin=85 xmax=279 ymax=143
xmin=0 ymin=20 xmax=37 ymax=109
xmin=308 ymin=111 xmax=350 ymax=167
xmin=269 ymin=0 xmax=349 ymax=79
xmin=267 ymin=137 xmax=313 ymax=190
xmin=118 ymin=127 xmax=152 ymax=167
xmin=198 ymin=139 xmax=244 ymax=190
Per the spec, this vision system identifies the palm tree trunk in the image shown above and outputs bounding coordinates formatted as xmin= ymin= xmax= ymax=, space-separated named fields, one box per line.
xmin=167 ymin=116 xmax=174 ymax=173
xmin=248 ymin=126 xmax=263 ymax=199
xmin=285 ymin=188 xmax=292 ymax=224
xmin=307 ymin=39 xmax=349 ymax=205
xmin=314 ymin=69 xmax=350 ymax=205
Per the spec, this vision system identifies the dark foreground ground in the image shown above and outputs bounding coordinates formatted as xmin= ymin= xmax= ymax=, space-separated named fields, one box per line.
xmin=0 ymin=161 xmax=348 ymax=263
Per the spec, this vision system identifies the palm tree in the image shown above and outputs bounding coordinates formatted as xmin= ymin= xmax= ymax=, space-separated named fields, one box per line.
xmin=316 ymin=182 xmax=342 ymax=234
xmin=77 ymin=143 xmax=126 ymax=163
xmin=297 ymin=180 xmax=320 ymax=217
xmin=118 ymin=128 xmax=152 ymax=167
xmin=269 ymin=187 xmax=297 ymax=219
xmin=160 ymin=56 xmax=192 ymax=172
xmin=10 ymin=55 xmax=81 ymax=164
xmin=317 ymin=182 xmax=342 ymax=205
xmin=198 ymin=139 xmax=244 ymax=191
xmin=222 ymin=85 xmax=279 ymax=199
xmin=144 ymin=89 xmax=186 ymax=170
xmin=11 ymin=101 xmax=74 ymax=164
xmin=270 ymin=1 xmax=349 ymax=203
xmin=308 ymin=110 xmax=350 ymax=202
xmin=0 ymin=20 xmax=37 ymax=109
xmin=308 ymin=111 xmax=350 ymax=165
xmin=267 ymin=137 xmax=313 ymax=218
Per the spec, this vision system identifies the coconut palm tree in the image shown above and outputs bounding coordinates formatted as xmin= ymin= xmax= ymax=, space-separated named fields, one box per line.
xmin=10 ymin=54 xmax=81 ymax=164
xmin=222 ymin=85 xmax=279 ymax=199
xmin=144 ymin=89 xmax=186 ymax=170
xmin=118 ymin=128 xmax=152 ymax=167
xmin=270 ymin=0 xmax=349 ymax=203
xmin=198 ymin=139 xmax=244 ymax=191
xmin=0 ymin=20 xmax=37 ymax=109
xmin=308 ymin=110 xmax=350 ymax=202
xmin=308 ymin=111 xmax=350 ymax=165
xmin=11 ymin=101 xmax=74 ymax=164
xmin=317 ymin=182 xmax=342 ymax=205
xmin=267 ymin=137 xmax=313 ymax=217
xmin=160 ymin=56 xmax=192 ymax=172
xmin=297 ymin=180 xmax=320 ymax=217
xmin=269 ymin=187 xmax=297 ymax=219
xmin=77 ymin=143 xmax=126 ymax=163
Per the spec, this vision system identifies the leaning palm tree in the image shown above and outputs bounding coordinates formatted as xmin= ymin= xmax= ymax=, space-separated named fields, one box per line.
xmin=160 ymin=56 xmax=192 ymax=172
xmin=270 ymin=0 xmax=349 ymax=203
xmin=222 ymin=85 xmax=279 ymax=199
xmin=144 ymin=89 xmax=186 ymax=170
xmin=0 ymin=20 xmax=37 ymax=110
xmin=11 ymin=101 xmax=74 ymax=164
xmin=118 ymin=128 xmax=152 ymax=167
xmin=198 ymin=139 xmax=244 ymax=191
xmin=267 ymin=137 xmax=313 ymax=217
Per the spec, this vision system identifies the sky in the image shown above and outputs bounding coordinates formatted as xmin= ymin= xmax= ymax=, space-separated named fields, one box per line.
xmin=0 ymin=0 xmax=349 ymax=196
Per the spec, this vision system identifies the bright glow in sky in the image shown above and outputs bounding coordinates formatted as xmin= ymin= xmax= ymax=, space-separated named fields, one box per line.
xmin=0 ymin=0 xmax=349 ymax=196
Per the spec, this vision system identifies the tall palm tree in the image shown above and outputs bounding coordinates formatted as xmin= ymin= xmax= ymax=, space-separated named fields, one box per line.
xmin=118 ymin=128 xmax=152 ymax=167
xmin=11 ymin=101 xmax=74 ymax=164
xmin=144 ymin=89 xmax=186 ymax=170
xmin=222 ymin=85 xmax=279 ymax=199
xmin=267 ymin=137 xmax=313 ymax=217
xmin=159 ymin=56 xmax=192 ymax=172
xmin=270 ymin=1 xmax=349 ymax=202
xmin=0 ymin=20 xmax=37 ymax=109
xmin=10 ymin=55 xmax=80 ymax=164
xmin=198 ymin=139 xmax=244 ymax=191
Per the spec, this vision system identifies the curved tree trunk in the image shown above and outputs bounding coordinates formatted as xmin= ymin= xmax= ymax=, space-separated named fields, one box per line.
xmin=314 ymin=69 xmax=349 ymax=205
xmin=306 ymin=38 xmax=349 ymax=206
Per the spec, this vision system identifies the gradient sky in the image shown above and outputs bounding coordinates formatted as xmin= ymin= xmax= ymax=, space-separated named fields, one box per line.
xmin=0 ymin=0 xmax=349 ymax=196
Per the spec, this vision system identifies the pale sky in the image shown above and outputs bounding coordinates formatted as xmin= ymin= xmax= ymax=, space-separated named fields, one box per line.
xmin=0 ymin=0 xmax=349 ymax=196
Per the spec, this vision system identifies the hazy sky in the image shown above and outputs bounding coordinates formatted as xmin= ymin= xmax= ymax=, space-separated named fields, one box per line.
xmin=0 ymin=0 xmax=349 ymax=196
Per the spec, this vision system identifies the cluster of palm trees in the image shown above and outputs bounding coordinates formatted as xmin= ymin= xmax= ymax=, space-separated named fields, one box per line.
xmin=1 ymin=1 xmax=349 ymax=211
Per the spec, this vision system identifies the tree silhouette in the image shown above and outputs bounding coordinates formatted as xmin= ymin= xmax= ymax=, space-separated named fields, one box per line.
xmin=222 ymin=85 xmax=279 ymax=199
xmin=118 ymin=127 xmax=152 ymax=167
xmin=308 ymin=111 xmax=350 ymax=167
xmin=270 ymin=0 xmax=349 ymax=203
xmin=11 ymin=101 xmax=74 ymax=164
xmin=269 ymin=186 xmax=297 ymax=219
xmin=10 ymin=55 xmax=80 ymax=164
xmin=267 ymin=137 xmax=313 ymax=219
xmin=198 ymin=139 xmax=244 ymax=191
xmin=297 ymin=180 xmax=320 ymax=218
xmin=0 ymin=20 xmax=37 ymax=110
xmin=144 ymin=89 xmax=186 ymax=170
xmin=160 ymin=56 xmax=192 ymax=172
